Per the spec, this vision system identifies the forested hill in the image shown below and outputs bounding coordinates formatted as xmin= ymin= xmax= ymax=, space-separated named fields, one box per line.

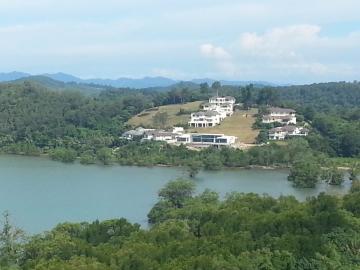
xmin=3 ymin=76 xmax=360 ymax=108
xmin=0 ymin=79 xmax=359 ymax=161
xmin=2 ymin=76 xmax=112 ymax=95
xmin=275 ymin=81 xmax=360 ymax=108
xmin=0 ymin=81 xmax=154 ymax=144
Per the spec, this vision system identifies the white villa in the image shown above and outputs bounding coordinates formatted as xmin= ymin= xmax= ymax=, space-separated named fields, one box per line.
xmin=122 ymin=127 xmax=155 ymax=140
xmin=176 ymin=133 xmax=237 ymax=147
xmin=189 ymin=96 xmax=236 ymax=127
xmin=269 ymin=126 xmax=309 ymax=140
xmin=201 ymin=102 xmax=233 ymax=117
xmin=124 ymin=126 xmax=237 ymax=147
xmin=262 ymin=107 xmax=296 ymax=125
xmin=209 ymin=96 xmax=236 ymax=106
xmin=141 ymin=126 xmax=185 ymax=143
xmin=188 ymin=111 xmax=222 ymax=128
xmin=143 ymin=130 xmax=179 ymax=143
xmin=207 ymin=96 xmax=236 ymax=116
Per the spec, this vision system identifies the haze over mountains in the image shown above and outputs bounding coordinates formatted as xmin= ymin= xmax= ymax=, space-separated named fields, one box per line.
xmin=0 ymin=71 xmax=276 ymax=89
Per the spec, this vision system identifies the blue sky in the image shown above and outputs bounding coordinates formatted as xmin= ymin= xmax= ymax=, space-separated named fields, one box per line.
xmin=0 ymin=0 xmax=359 ymax=84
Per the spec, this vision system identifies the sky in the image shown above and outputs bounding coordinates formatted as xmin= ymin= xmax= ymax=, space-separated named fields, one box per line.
xmin=0 ymin=0 xmax=360 ymax=84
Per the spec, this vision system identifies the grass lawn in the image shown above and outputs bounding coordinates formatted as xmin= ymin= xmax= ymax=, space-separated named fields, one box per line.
xmin=127 ymin=101 xmax=203 ymax=128
xmin=128 ymin=102 xmax=259 ymax=144
xmin=189 ymin=108 xmax=259 ymax=144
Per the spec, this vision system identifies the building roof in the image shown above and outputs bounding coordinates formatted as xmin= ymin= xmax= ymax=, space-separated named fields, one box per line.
xmin=269 ymin=126 xmax=309 ymax=134
xmin=192 ymin=111 xmax=219 ymax=117
xmin=269 ymin=126 xmax=297 ymax=133
xmin=282 ymin=125 xmax=298 ymax=132
xmin=269 ymin=107 xmax=296 ymax=114
xmin=262 ymin=115 xmax=273 ymax=120
xmin=209 ymin=96 xmax=236 ymax=101
xmin=145 ymin=130 xmax=177 ymax=137
xmin=269 ymin=127 xmax=284 ymax=134
xmin=224 ymin=96 xmax=236 ymax=101
xmin=122 ymin=127 xmax=148 ymax=137
xmin=262 ymin=115 xmax=292 ymax=120
xmin=189 ymin=133 xmax=237 ymax=139
xmin=220 ymin=103 xmax=233 ymax=107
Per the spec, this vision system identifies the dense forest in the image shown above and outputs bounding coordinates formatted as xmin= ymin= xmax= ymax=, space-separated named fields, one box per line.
xmin=1 ymin=179 xmax=360 ymax=269
xmin=0 ymin=79 xmax=359 ymax=165
xmin=277 ymin=83 xmax=360 ymax=158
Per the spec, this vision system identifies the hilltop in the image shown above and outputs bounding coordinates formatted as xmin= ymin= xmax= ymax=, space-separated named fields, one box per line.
xmin=127 ymin=101 xmax=259 ymax=144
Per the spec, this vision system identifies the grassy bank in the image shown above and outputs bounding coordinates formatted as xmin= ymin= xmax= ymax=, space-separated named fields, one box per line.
xmin=127 ymin=101 xmax=202 ymax=128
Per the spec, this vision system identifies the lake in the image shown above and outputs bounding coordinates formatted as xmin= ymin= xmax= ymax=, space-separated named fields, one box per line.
xmin=0 ymin=155 xmax=351 ymax=234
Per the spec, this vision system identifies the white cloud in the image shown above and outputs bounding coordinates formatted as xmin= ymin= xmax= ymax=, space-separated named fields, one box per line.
xmin=201 ymin=24 xmax=360 ymax=83
xmin=200 ymin=44 xmax=231 ymax=60
xmin=200 ymin=44 xmax=238 ymax=77
xmin=238 ymin=24 xmax=321 ymax=60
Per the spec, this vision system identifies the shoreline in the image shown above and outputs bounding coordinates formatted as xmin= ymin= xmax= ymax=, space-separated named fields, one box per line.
xmin=0 ymin=153 xmax=356 ymax=172
xmin=0 ymin=152 xmax=290 ymax=171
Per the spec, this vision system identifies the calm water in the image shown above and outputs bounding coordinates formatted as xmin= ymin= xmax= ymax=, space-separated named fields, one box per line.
xmin=0 ymin=155 xmax=350 ymax=234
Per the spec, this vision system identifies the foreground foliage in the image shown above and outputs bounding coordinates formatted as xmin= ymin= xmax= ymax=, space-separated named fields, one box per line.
xmin=1 ymin=180 xmax=360 ymax=269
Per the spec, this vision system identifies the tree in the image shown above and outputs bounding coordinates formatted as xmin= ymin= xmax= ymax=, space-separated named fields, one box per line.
xmin=0 ymin=212 xmax=24 ymax=268
xmin=49 ymin=148 xmax=77 ymax=163
xmin=96 ymin=147 xmax=113 ymax=165
xmin=241 ymin=84 xmax=253 ymax=110
xmin=286 ymin=138 xmax=311 ymax=163
xmin=256 ymin=130 xmax=268 ymax=144
xmin=321 ymin=166 xmax=344 ymax=185
xmin=80 ymin=151 xmax=96 ymax=165
xmin=349 ymin=163 xmax=359 ymax=181
xmin=158 ymin=179 xmax=195 ymax=208
xmin=343 ymin=182 xmax=360 ymax=217
xmin=256 ymin=88 xmax=279 ymax=106
xmin=152 ymin=112 xmax=168 ymax=128
xmin=186 ymin=161 xmax=202 ymax=178
xmin=147 ymin=201 xmax=173 ymax=224
xmin=340 ymin=126 xmax=360 ymax=157
xmin=211 ymin=81 xmax=221 ymax=91
xmin=288 ymin=158 xmax=321 ymax=188
xmin=350 ymin=179 xmax=360 ymax=193
xmin=180 ymin=87 xmax=191 ymax=103
xmin=32 ymin=257 xmax=111 ymax=270
xmin=203 ymin=155 xmax=223 ymax=170
xmin=200 ymin=83 xmax=209 ymax=94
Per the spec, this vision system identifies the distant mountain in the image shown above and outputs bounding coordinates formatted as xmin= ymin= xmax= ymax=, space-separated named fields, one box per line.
xmin=84 ymin=76 xmax=177 ymax=88
xmin=7 ymin=76 xmax=109 ymax=95
xmin=14 ymin=75 xmax=68 ymax=88
xmin=191 ymin=78 xmax=277 ymax=87
xmin=40 ymin=73 xmax=178 ymax=88
xmin=0 ymin=71 xmax=277 ymax=88
xmin=42 ymin=72 xmax=83 ymax=83
xmin=0 ymin=71 xmax=31 ymax=82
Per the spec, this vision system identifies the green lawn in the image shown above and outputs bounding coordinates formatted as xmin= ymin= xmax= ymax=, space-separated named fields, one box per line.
xmin=189 ymin=108 xmax=259 ymax=144
xmin=128 ymin=102 xmax=259 ymax=144
xmin=127 ymin=101 xmax=202 ymax=128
